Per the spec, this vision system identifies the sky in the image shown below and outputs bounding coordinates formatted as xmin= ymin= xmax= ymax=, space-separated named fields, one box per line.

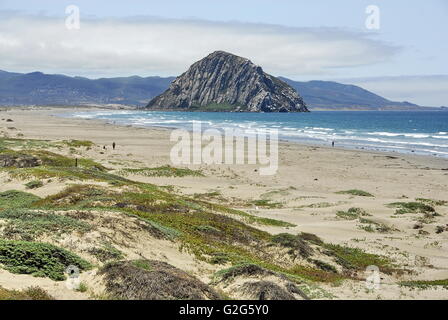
xmin=0 ymin=0 xmax=447 ymax=106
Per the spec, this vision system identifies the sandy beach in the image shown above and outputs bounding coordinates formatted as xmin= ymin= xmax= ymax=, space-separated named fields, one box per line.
xmin=0 ymin=106 xmax=447 ymax=300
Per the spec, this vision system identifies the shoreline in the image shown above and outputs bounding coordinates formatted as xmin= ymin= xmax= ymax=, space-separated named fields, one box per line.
xmin=51 ymin=106 xmax=448 ymax=162
xmin=2 ymin=106 xmax=447 ymax=171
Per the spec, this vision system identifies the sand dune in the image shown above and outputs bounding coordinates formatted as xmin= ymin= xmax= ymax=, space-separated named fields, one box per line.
xmin=0 ymin=106 xmax=447 ymax=300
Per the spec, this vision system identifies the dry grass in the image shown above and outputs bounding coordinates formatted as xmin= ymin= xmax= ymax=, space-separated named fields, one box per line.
xmin=240 ymin=281 xmax=296 ymax=300
xmin=100 ymin=260 xmax=221 ymax=300
xmin=271 ymin=233 xmax=314 ymax=258
xmin=0 ymin=286 xmax=54 ymax=300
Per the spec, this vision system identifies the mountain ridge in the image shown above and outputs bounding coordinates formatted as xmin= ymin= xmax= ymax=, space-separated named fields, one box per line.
xmin=279 ymin=78 xmax=421 ymax=110
xmin=0 ymin=69 xmax=439 ymax=110
xmin=0 ymin=70 xmax=173 ymax=106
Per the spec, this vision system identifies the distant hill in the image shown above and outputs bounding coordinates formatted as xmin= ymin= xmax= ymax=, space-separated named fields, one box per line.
xmin=0 ymin=69 xmax=439 ymax=110
xmin=279 ymin=78 xmax=422 ymax=110
xmin=0 ymin=70 xmax=173 ymax=106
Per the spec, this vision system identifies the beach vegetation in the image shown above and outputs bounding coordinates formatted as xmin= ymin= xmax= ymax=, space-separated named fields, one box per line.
xmin=310 ymin=259 xmax=338 ymax=273
xmin=32 ymin=182 xmax=400 ymax=286
xmin=0 ymin=190 xmax=40 ymax=209
xmin=251 ymin=199 xmax=283 ymax=208
xmin=322 ymin=243 xmax=397 ymax=274
xmin=288 ymin=265 xmax=343 ymax=283
xmin=358 ymin=218 xmax=393 ymax=233
xmin=207 ymin=203 xmax=294 ymax=227
xmin=0 ymin=137 xmax=55 ymax=151
xmin=388 ymin=202 xmax=435 ymax=215
xmin=336 ymin=189 xmax=374 ymax=197
xmin=0 ymin=286 xmax=54 ymax=300
xmin=117 ymin=165 xmax=203 ymax=178
xmin=0 ymin=140 xmax=407 ymax=291
xmin=24 ymin=180 xmax=44 ymax=189
xmin=415 ymin=198 xmax=448 ymax=206
xmin=209 ymin=252 xmax=231 ymax=265
xmin=271 ymin=233 xmax=313 ymax=258
xmin=7 ymin=166 xmax=127 ymax=185
xmin=336 ymin=207 xmax=370 ymax=220
xmin=62 ymin=140 xmax=94 ymax=148
xmin=213 ymin=263 xmax=272 ymax=282
xmin=298 ymin=232 xmax=323 ymax=245
xmin=100 ymin=260 xmax=221 ymax=300
xmin=0 ymin=208 xmax=91 ymax=240
xmin=192 ymin=191 xmax=226 ymax=202
xmin=88 ymin=243 xmax=125 ymax=263
xmin=76 ymin=282 xmax=88 ymax=293
xmin=0 ymin=240 xmax=91 ymax=280
xmin=399 ymin=279 xmax=448 ymax=290
xmin=297 ymin=202 xmax=343 ymax=209
xmin=132 ymin=259 xmax=153 ymax=271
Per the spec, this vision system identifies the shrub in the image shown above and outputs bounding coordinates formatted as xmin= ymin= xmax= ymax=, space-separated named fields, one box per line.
xmin=0 ymin=190 xmax=40 ymax=209
xmin=0 ymin=209 xmax=91 ymax=240
xmin=118 ymin=166 xmax=204 ymax=178
xmin=251 ymin=199 xmax=283 ymax=208
xmin=23 ymin=286 xmax=55 ymax=300
xmin=194 ymin=225 xmax=221 ymax=234
xmin=271 ymin=233 xmax=314 ymax=258
xmin=0 ymin=286 xmax=54 ymax=300
xmin=209 ymin=252 xmax=231 ymax=265
xmin=100 ymin=260 xmax=220 ymax=300
xmin=388 ymin=202 xmax=435 ymax=215
xmin=30 ymin=150 xmax=104 ymax=169
xmin=210 ymin=204 xmax=295 ymax=227
xmin=399 ymin=279 xmax=448 ymax=289
xmin=24 ymin=180 xmax=44 ymax=189
xmin=0 ymin=240 xmax=91 ymax=281
xmin=358 ymin=218 xmax=393 ymax=233
xmin=415 ymin=198 xmax=448 ymax=206
xmin=132 ymin=259 xmax=153 ymax=271
xmin=288 ymin=265 xmax=343 ymax=283
xmin=241 ymin=281 xmax=296 ymax=300
xmin=298 ymin=232 xmax=323 ymax=245
xmin=213 ymin=263 xmax=276 ymax=282
xmin=76 ymin=282 xmax=88 ymax=293
xmin=336 ymin=190 xmax=374 ymax=197
xmin=311 ymin=259 xmax=338 ymax=273
xmin=62 ymin=140 xmax=94 ymax=148
xmin=323 ymin=243 xmax=396 ymax=274
xmin=336 ymin=207 xmax=369 ymax=220
xmin=89 ymin=243 xmax=125 ymax=263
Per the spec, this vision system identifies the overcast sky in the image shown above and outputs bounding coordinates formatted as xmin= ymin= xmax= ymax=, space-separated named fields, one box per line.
xmin=0 ymin=0 xmax=447 ymax=106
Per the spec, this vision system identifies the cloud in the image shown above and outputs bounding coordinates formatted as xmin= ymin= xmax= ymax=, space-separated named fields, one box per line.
xmin=0 ymin=11 xmax=399 ymax=78
xmin=341 ymin=75 xmax=448 ymax=107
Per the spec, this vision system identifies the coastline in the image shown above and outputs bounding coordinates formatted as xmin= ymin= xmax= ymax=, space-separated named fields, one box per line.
xmin=2 ymin=106 xmax=448 ymax=177
xmin=1 ymin=106 xmax=448 ymax=299
xmin=55 ymin=106 xmax=448 ymax=160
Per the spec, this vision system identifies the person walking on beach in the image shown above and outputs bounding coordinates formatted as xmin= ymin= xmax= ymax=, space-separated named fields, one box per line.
xmin=112 ymin=142 xmax=116 ymax=150
xmin=332 ymin=141 xmax=335 ymax=147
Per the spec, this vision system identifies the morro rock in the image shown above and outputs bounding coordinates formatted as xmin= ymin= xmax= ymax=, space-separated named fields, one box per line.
xmin=146 ymin=51 xmax=308 ymax=112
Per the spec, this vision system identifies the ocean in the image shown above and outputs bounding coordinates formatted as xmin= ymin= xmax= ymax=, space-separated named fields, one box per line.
xmin=62 ymin=110 xmax=448 ymax=158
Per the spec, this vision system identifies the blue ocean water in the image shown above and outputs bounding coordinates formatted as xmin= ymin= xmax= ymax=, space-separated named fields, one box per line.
xmin=62 ymin=110 xmax=448 ymax=158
